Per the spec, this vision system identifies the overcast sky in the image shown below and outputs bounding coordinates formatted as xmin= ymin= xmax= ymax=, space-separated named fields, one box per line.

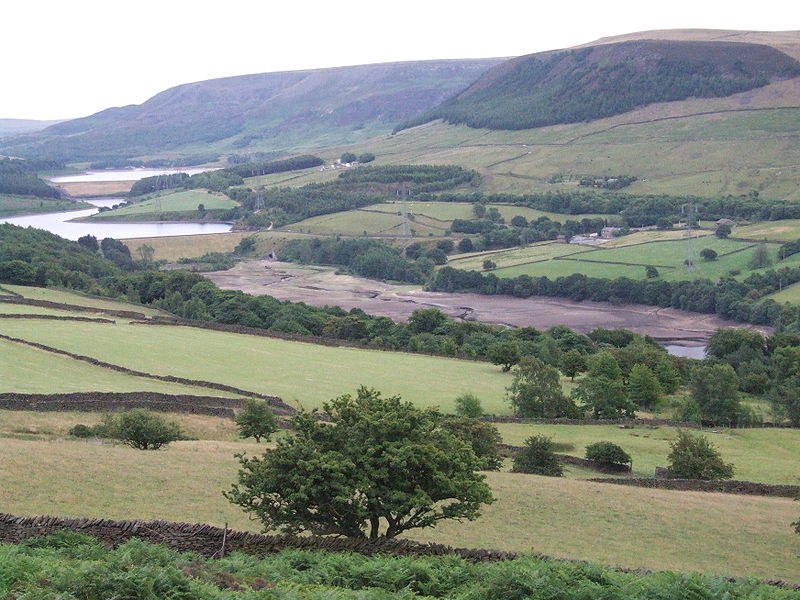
xmin=3 ymin=0 xmax=796 ymax=120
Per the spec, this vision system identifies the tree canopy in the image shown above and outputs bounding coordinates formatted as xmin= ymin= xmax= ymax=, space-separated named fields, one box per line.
xmin=226 ymin=387 xmax=494 ymax=539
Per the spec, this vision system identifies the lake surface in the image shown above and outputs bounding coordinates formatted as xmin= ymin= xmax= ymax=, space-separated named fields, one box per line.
xmin=663 ymin=345 xmax=707 ymax=359
xmin=1 ymin=198 xmax=231 ymax=240
xmin=48 ymin=167 xmax=213 ymax=183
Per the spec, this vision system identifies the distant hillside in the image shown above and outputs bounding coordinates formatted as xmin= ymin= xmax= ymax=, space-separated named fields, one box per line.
xmin=400 ymin=40 xmax=800 ymax=131
xmin=0 ymin=59 xmax=503 ymax=162
xmin=0 ymin=119 xmax=65 ymax=138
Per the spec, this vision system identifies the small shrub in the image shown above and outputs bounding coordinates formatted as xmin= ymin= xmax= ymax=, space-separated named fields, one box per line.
xmin=512 ymin=435 xmax=563 ymax=476
xmin=700 ymin=248 xmax=717 ymax=261
xmin=585 ymin=441 xmax=631 ymax=467
xmin=454 ymin=393 xmax=483 ymax=418
xmin=68 ymin=424 xmax=94 ymax=438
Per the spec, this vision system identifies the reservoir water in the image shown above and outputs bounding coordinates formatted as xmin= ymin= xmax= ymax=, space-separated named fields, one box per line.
xmin=1 ymin=198 xmax=232 ymax=240
xmin=48 ymin=167 xmax=213 ymax=183
xmin=663 ymin=344 xmax=707 ymax=359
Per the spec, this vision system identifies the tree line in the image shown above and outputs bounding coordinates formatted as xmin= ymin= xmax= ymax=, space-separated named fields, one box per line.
xmin=429 ymin=265 xmax=800 ymax=328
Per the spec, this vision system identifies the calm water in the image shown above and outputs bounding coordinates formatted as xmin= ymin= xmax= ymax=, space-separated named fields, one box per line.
xmin=1 ymin=198 xmax=231 ymax=240
xmin=663 ymin=345 xmax=707 ymax=359
xmin=48 ymin=167 xmax=213 ymax=183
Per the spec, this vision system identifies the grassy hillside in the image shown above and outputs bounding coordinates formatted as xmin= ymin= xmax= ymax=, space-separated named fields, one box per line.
xmin=0 ymin=194 xmax=89 ymax=218
xmin=1 ymin=431 xmax=797 ymax=580
xmin=88 ymin=189 xmax=236 ymax=220
xmin=0 ymin=286 xmax=513 ymax=412
xmin=402 ymin=40 xmax=800 ymax=131
xmin=0 ymin=59 xmax=503 ymax=162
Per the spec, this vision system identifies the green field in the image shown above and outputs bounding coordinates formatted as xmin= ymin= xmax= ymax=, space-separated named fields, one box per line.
xmin=0 ymin=194 xmax=91 ymax=217
xmin=368 ymin=201 xmax=609 ymax=223
xmin=0 ymin=315 xmax=512 ymax=414
xmin=451 ymin=237 xmax=784 ymax=282
xmin=495 ymin=423 xmax=800 ymax=485
xmin=3 ymin=284 xmax=168 ymax=317
xmin=0 ymin=337 xmax=239 ymax=397
xmin=1 ymin=430 xmax=797 ymax=581
xmin=283 ymin=208 xmax=448 ymax=237
xmin=89 ymin=189 xmax=236 ymax=219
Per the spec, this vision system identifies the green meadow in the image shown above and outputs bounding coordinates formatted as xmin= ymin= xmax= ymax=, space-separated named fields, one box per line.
xmin=89 ymin=189 xmax=236 ymax=219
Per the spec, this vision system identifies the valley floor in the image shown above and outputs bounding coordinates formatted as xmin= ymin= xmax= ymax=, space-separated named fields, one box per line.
xmin=204 ymin=260 xmax=767 ymax=344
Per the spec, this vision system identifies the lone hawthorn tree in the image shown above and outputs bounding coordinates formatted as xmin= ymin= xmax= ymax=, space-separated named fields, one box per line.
xmin=225 ymin=387 xmax=494 ymax=539
xmin=235 ymin=398 xmax=278 ymax=443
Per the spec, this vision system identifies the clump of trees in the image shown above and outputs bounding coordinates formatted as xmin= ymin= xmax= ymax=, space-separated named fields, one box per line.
xmin=506 ymin=357 xmax=580 ymax=418
xmin=666 ymin=430 xmax=734 ymax=480
xmin=225 ymin=387 xmax=494 ymax=539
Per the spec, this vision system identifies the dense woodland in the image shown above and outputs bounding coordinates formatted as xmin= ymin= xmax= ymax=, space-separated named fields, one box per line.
xmin=0 ymin=158 xmax=61 ymax=199
xmin=400 ymin=40 xmax=800 ymax=131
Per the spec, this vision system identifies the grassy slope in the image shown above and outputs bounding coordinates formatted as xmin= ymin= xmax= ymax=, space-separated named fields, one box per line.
xmin=287 ymin=62 xmax=800 ymax=200
xmin=89 ymin=189 xmax=236 ymax=220
xmin=0 ymin=433 xmax=797 ymax=581
xmin=0 ymin=317 xmax=512 ymax=414
xmin=0 ymin=337 xmax=239 ymax=397
xmin=3 ymin=284 xmax=168 ymax=317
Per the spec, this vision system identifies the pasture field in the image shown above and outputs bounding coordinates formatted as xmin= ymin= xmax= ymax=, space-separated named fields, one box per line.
xmin=0 ymin=317 xmax=512 ymax=413
xmin=734 ymin=220 xmax=800 ymax=242
xmin=447 ymin=242 xmax=580 ymax=270
xmin=120 ymin=230 xmax=310 ymax=262
xmin=90 ymin=189 xmax=236 ymax=219
xmin=454 ymin=237 xmax=784 ymax=282
xmin=367 ymin=201 xmax=609 ymax=224
xmin=768 ymin=282 xmax=800 ymax=304
xmin=600 ymin=228 xmax=713 ymax=247
xmin=494 ymin=423 xmax=800 ymax=485
xmin=0 ymin=431 xmax=797 ymax=580
xmin=0 ymin=194 xmax=89 ymax=218
xmin=283 ymin=209 xmax=444 ymax=237
xmin=2 ymin=284 xmax=168 ymax=317
xmin=0 ymin=337 xmax=240 ymax=397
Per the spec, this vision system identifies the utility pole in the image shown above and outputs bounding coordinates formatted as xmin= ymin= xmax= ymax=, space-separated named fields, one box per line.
xmin=682 ymin=202 xmax=695 ymax=270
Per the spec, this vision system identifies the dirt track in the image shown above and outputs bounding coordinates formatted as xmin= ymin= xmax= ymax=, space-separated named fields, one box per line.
xmin=204 ymin=260 xmax=769 ymax=345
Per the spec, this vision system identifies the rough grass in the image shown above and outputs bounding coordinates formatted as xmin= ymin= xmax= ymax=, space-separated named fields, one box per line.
xmin=0 ymin=410 xmax=246 ymax=442
xmin=0 ymin=318 xmax=512 ymax=414
xmin=53 ymin=180 xmax=134 ymax=197
xmin=120 ymin=231 xmax=318 ymax=262
xmin=90 ymin=189 xmax=236 ymax=219
xmin=495 ymin=422 xmax=800 ymax=485
xmin=321 ymin=104 xmax=800 ymax=200
xmin=0 ymin=434 xmax=797 ymax=581
xmin=734 ymin=220 xmax=800 ymax=242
